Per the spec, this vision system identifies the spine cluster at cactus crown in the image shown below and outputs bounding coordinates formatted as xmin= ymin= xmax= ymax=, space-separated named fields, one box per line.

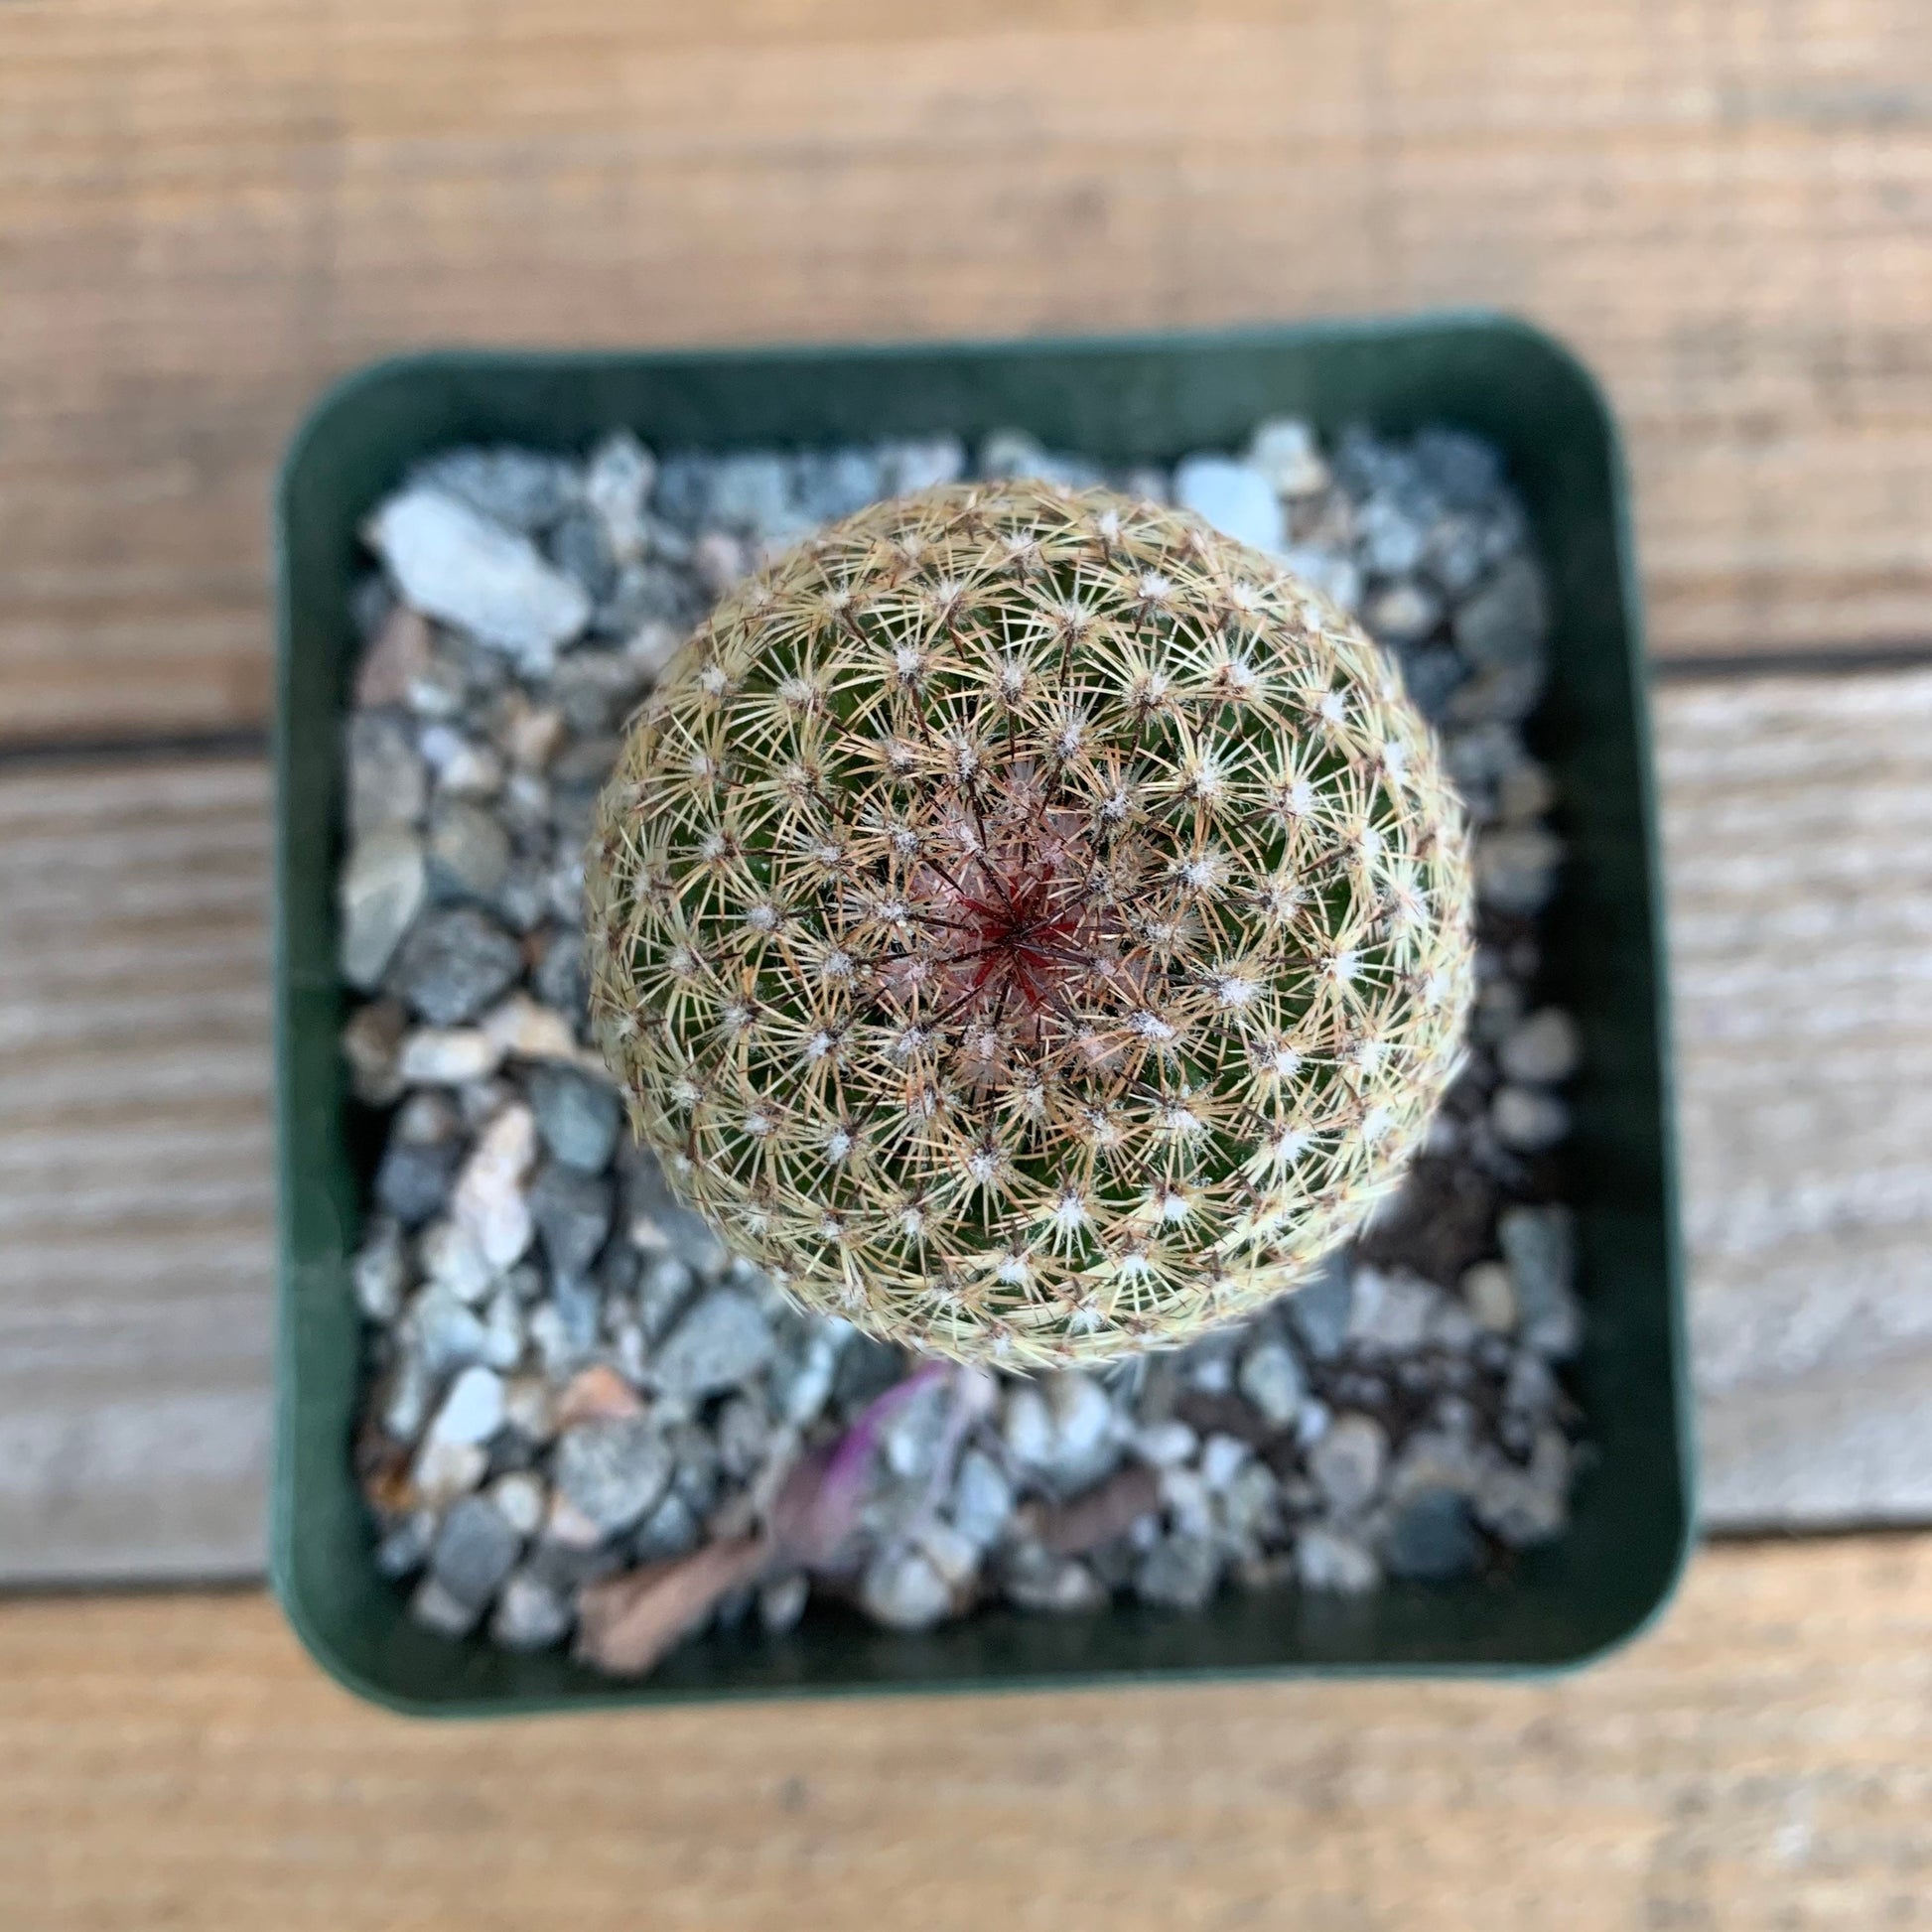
xmin=587 ymin=480 xmax=1475 ymax=1366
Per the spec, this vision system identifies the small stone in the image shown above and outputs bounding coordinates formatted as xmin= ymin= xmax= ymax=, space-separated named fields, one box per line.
xmin=1492 ymin=1084 xmax=1570 ymax=1153
xmin=351 ymin=1218 xmax=409 ymax=1322
xmin=1191 ymin=1433 xmax=1245 ymax=1494
xmin=691 ymin=528 xmax=752 ymax=597
xmin=1130 ymin=1420 xmax=1197 ymax=1468
xmin=529 ymin=1163 xmax=614 ymax=1278
xmin=390 ymin=906 xmax=522 ymax=1026
xmin=420 ymin=725 xmax=504 ymax=800
xmin=355 ymin=606 xmax=434 ymax=710
xmin=342 ymin=997 xmax=409 ymax=1106
xmin=531 ymin=930 xmax=587 ymax=1014
xmin=366 ymin=486 xmax=590 ymax=672
xmin=879 ymin=435 xmax=966 ymax=493
xmin=452 ymin=1102 xmax=538 ymax=1270
xmin=1158 ymin=1465 xmax=1215 ymax=1542
xmin=1497 ymin=759 xmax=1559 ymax=823
xmin=1475 ymin=1428 xmax=1571 ymax=1547
xmin=1310 ymin=1413 xmax=1388 ymax=1516
xmin=412 ymin=1438 xmax=488 ymax=1507
xmin=1173 ymin=454 xmax=1283 ymax=552
xmin=1236 ymin=1335 xmax=1306 ymax=1428
xmin=480 ymin=1286 xmax=524 ymax=1368
xmin=980 ymin=429 xmax=1100 ymax=488
xmin=768 ymin=1328 xmax=841 ymax=1429
xmin=1246 ymin=417 xmax=1329 ymax=496
xmin=339 ymin=829 xmax=427 ymax=990
xmin=426 ymin=799 xmax=511 ymax=903
xmin=345 ymin=712 xmax=427 ymax=836
xmin=759 ymin=1572 xmax=810 ymax=1636
xmin=1500 ymin=1009 xmax=1582 ymax=1085
xmin=1347 ymin=1266 xmax=1440 ymax=1351
xmin=650 ymin=1291 xmax=773 ymax=1401
xmin=715 ymin=1395 xmax=771 ymax=1483
xmin=916 ymin=1520 xmax=982 ymax=1591
xmin=1460 ymin=1260 xmax=1518 ymax=1334
xmin=1500 ymin=1204 xmax=1582 ymax=1358
xmin=489 ymin=1469 xmax=548 ymax=1537
xmin=502 ymin=1374 xmax=556 ymax=1442
xmin=418 ymin=1219 xmax=494 ymax=1304
xmin=426 ymin=1365 xmax=506 ymax=1448
xmin=706 ymin=451 xmax=795 ymax=536
xmin=374 ymin=1511 xmax=436 ymax=1579
xmin=490 ymin=1568 xmax=574 ymax=1649
xmin=373 ymin=1136 xmax=461 ymax=1228
xmin=409 ymin=1575 xmax=482 ymax=1638
xmin=1296 ymin=1526 xmax=1380 ymax=1593
xmin=1453 ymin=555 xmax=1547 ymax=673
xmin=405 ymin=1280 xmax=489 ymax=1376
xmin=1220 ymin=1458 xmax=1282 ymax=1547
xmin=585 ymin=430 xmax=656 ymax=563
xmin=1364 ymin=579 xmax=1444 ymax=645
xmin=554 ymin=1416 xmax=673 ymax=1534
xmin=1280 ymin=544 xmax=1362 ymax=612
xmin=949 ymin=1447 xmax=1015 ymax=1550
xmin=378 ymin=1353 xmax=432 ymax=1441
xmin=1134 ymin=1535 xmax=1219 ymax=1611
xmin=791 ymin=446 xmax=884 ymax=521
xmin=1004 ymin=1546 xmax=1106 ymax=1614
xmin=1475 ymin=825 xmax=1564 ymax=916
xmin=859 ymin=1548 xmax=952 ymax=1631
xmin=632 ymin=1490 xmax=701 ymax=1563
xmin=1384 ymin=1488 xmax=1485 ymax=1582
xmin=397 ymin=1027 xmax=504 ymax=1085
xmin=556 ymin=1364 xmax=646 ymax=1429
xmin=1286 ymin=1255 xmax=1353 ymax=1360
xmin=527 ymin=1063 xmax=622 ymax=1173
xmin=411 ymin=446 xmax=577 ymax=532
xmin=430 ymin=1494 xmax=522 ymax=1605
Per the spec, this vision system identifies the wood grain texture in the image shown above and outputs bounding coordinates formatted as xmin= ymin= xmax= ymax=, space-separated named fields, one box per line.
xmin=4 ymin=1537 xmax=1932 ymax=1930
xmin=4 ymin=0 xmax=1932 ymax=744
xmin=0 ymin=758 xmax=272 ymax=1581
xmin=1663 ymin=667 xmax=1932 ymax=1529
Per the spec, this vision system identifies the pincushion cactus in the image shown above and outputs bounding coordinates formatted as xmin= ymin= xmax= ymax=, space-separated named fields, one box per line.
xmin=586 ymin=480 xmax=1474 ymax=1366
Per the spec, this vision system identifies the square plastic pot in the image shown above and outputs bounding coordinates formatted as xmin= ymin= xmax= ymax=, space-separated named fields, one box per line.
xmin=273 ymin=315 xmax=1692 ymax=1716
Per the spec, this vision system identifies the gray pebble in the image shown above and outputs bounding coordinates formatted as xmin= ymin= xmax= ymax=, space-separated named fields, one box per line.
xmin=391 ymin=906 xmax=523 ymax=1026
xmin=1285 ymin=1253 xmax=1353 ymax=1360
xmin=528 ymin=1164 xmax=614 ymax=1278
xmin=859 ymin=1548 xmax=952 ymax=1630
xmin=792 ymin=447 xmax=884 ymax=521
xmin=553 ymin=1416 xmax=672 ymax=1534
xmin=1309 ymin=1413 xmax=1389 ymax=1516
xmin=345 ymin=712 xmax=427 ymax=836
xmin=1236 ymin=1335 xmax=1305 ymax=1428
xmin=631 ymin=1490 xmax=702 ymax=1563
xmin=374 ymin=1511 xmax=437 ymax=1580
xmin=411 ymin=447 xmax=578 ymax=532
xmin=1347 ymin=1266 xmax=1439 ymax=1352
xmin=352 ymin=1218 xmax=409 ymax=1322
xmin=759 ymin=1572 xmax=810 ymax=1636
xmin=1246 ymin=417 xmax=1328 ymax=497
xmin=430 ymin=1494 xmax=523 ymax=1605
xmin=528 ymin=1063 xmax=622 ymax=1173
xmin=879 ymin=435 xmax=966 ymax=493
xmin=1004 ymin=1547 xmax=1106 ymax=1615
xmin=980 ymin=429 xmax=1101 ymax=489
xmin=1475 ymin=825 xmax=1564 ymax=916
xmin=650 ymin=1291 xmax=773 ymax=1401
xmin=1475 ymin=1429 xmax=1571 ymax=1547
xmin=342 ymin=997 xmax=409 ymax=1106
xmin=490 ymin=1568 xmax=574 ymax=1649
xmin=409 ymin=1575 xmax=483 ymax=1638
xmin=1500 ymin=1205 xmax=1582 ymax=1359
xmin=338 ymin=829 xmax=428 ymax=990
xmin=405 ymin=1281 xmax=489 ymax=1378
xmin=707 ymin=451 xmax=796 ymax=536
xmin=1383 ymin=1488 xmax=1485 ymax=1582
xmin=532 ymin=929 xmax=587 ymax=1013
xmin=1491 ymin=1085 xmax=1570 ymax=1154
xmin=1296 ymin=1525 xmax=1379 ymax=1593
xmin=949 ymin=1447 xmax=1015 ymax=1551
xmin=1499 ymin=1009 xmax=1582 ymax=1085
xmin=1453 ymin=555 xmax=1547 ymax=673
xmin=374 ymin=1136 xmax=462 ymax=1227
xmin=1135 ymin=1535 xmax=1220 ymax=1611
xmin=1174 ymin=454 xmax=1284 ymax=553
xmin=426 ymin=798 xmax=511 ymax=903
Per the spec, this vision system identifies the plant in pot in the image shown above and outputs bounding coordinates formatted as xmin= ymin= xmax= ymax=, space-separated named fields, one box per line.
xmin=275 ymin=322 xmax=1688 ymax=1715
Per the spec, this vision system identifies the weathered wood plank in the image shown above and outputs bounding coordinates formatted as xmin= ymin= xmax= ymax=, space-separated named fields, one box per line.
xmin=1662 ymin=667 xmax=1932 ymax=1527
xmin=4 ymin=0 xmax=1932 ymax=744
xmin=0 ymin=759 xmax=272 ymax=1580
xmin=4 ymin=1537 xmax=1931 ymax=1930
xmin=2 ymin=665 xmax=1926 ymax=1578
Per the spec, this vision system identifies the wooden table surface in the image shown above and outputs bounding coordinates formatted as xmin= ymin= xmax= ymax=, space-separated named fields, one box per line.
xmin=4 ymin=0 xmax=1931 ymax=1923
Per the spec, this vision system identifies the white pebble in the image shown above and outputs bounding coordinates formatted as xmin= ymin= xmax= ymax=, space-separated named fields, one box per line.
xmin=412 ymin=1437 xmax=487 ymax=1506
xmin=398 ymin=1028 xmax=504 ymax=1084
xmin=453 ymin=1103 xmax=538 ymax=1270
xmin=488 ymin=1469 xmax=548 ymax=1536
xmin=1199 ymin=1433 xmax=1251 ymax=1493
xmin=1297 ymin=1526 xmax=1380 ymax=1593
xmin=1131 ymin=1420 xmax=1198 ymax=1468
xmin=860 ymin=1549 xmax=952 ymax=1631
xmin=1499 ymin=1009 xmax=1582 ymax=1085
xmin=1460 ymin=1261 xmax=1518 ymax=1334
xmin=426 ymin=1364 xmax=506 ymax=1447
xmin=1174 ymin=455 xmax=1285 ymax=553
xmin=1492 ymin=1084 xmax=1570 ymax=1153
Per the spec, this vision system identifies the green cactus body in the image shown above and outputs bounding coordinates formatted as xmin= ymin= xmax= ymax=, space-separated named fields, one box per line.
xmin=587 ymin=481 xmax=1474 ymax=1366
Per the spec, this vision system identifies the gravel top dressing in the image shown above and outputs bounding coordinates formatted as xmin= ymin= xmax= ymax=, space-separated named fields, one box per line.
xmin=337 ymin=420 xmax=1582 ymax=1676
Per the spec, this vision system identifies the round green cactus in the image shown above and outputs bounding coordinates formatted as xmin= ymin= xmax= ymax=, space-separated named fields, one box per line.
xmin=587 ymin=480 xmax=1474 ymax=1366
